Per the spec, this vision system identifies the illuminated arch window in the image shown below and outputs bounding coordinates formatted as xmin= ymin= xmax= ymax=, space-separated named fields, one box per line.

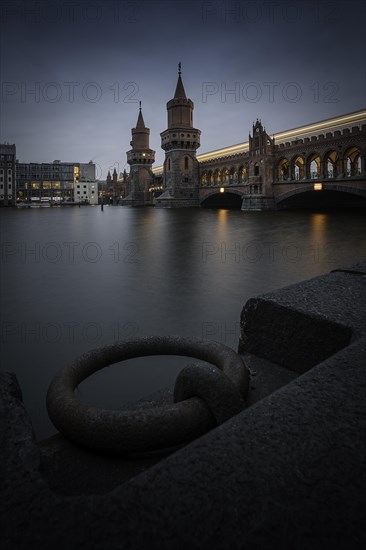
xmin=307 ymin=154 xmax=321 ymax=179
xmin=229 ymin=167 xmax=236 ymax=184
xmin=238 ymin=166 xmax=247 ymax=183
xmin=277 ymin=158 xmax=289 ymax=181
xmin=293 ymin=156 xmax=305 ymax=180
xmin=213 ymin=169 xmax=221 ymax=185
xmin=324 ymin=151 xmax=338 ymax=179
xmin=344 ymin=147 xmax=361 ymax=177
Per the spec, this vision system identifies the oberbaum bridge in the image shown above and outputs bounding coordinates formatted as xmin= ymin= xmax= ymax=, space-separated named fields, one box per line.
xmin=122 ymin=66 xmax=366 ymax=210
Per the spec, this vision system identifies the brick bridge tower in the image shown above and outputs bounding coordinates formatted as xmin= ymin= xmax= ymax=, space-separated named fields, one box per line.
xmin=124 ymin=102 xmax=155 ymax=206
xmin=156 ymin=63 xmax=201 ymax=207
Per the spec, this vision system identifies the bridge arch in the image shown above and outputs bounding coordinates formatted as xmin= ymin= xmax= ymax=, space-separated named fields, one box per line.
xmin=200 ymin=189 xmax=244 ymax=209
xmin=275 ymin=183 xmax=366 ymax=209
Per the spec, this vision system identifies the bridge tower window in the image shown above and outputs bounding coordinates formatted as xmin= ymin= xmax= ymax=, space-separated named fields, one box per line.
xmin=254 ymin=163 xmax=259 ymax=176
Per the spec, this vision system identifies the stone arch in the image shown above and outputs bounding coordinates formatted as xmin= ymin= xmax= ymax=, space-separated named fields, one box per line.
xmin=229 ymin=167 xmax=237 ymax=184
xmin=323 ymin=149 xmax=340 ymax=179
xmin=201 ymin=171 xmax=207 ymax=186
xmin=306 ymin=153 xmax=321 ymax=179
xmin=290 ymin=154 xmax=305 ymax=181
xmin=275 ymin=183 xmax=366 ymax=205
xmin=222 ymin=167 xmax=229 ymax=184
xmin=238 ymin=165 xmax=248 ymax=183
xmin=213 ymin=169 xmax=221 ymax=186
xmin=343 ymin=146 xmax=361 ymax=177
xmin=277 ymin=158 xmax=290 ymax=181
xmin=199 ymin=188 xmax=245 ymax=207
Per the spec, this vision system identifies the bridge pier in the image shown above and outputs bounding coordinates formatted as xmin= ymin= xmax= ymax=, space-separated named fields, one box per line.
xmin=241 ymin=195 xmax=276 ymax=211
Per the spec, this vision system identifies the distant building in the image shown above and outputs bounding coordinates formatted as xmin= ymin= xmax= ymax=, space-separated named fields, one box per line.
xmin=16 ymin=160 xmax=96 ymax=203
xmin=105 ymin=168 xmax=128 ymax=204
xmin=73 ymin=180 xmax=98 ymax=205
xmin=0 ymin=143 xmax=16 ymax=206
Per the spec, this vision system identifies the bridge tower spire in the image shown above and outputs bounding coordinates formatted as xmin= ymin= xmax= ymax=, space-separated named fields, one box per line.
xmin=157 ymin=64 xmax=201 ymax=207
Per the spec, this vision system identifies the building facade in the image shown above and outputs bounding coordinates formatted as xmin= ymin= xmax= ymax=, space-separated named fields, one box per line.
xmin=73 ymin=180 xmax=98 ymax=205
xmin=0 ymin=143 xmax=16 ymax=206
xmin=16 ymin=160 xmax=95 ymax=203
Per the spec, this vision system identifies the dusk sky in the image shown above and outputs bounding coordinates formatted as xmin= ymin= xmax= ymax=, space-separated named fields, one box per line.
xmin=1 ymin=0 xmax=365 ymax=179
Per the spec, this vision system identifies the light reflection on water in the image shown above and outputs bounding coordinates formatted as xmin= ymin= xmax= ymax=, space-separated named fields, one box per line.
xmin=1 ymin=206 xmax=365 ymax=439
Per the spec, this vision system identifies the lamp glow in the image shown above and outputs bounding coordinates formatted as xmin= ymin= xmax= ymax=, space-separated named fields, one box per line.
xmin=314 ymin=183 xmax=323 ymax=191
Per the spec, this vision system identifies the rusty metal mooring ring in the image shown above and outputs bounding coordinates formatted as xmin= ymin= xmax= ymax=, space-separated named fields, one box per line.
xmin=46 ymin=336 xmax=249 ymax=454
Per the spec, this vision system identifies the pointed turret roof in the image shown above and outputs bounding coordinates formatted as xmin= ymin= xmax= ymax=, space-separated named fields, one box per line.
xmin=136 ymin=101 xmax=145 ymax=128
xmin=174 ymin=62 xmax=187 ymax=99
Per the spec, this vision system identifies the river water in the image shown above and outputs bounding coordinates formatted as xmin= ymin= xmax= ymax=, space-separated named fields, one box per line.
xmin=1 ymin=206 xmax=365 ymax=439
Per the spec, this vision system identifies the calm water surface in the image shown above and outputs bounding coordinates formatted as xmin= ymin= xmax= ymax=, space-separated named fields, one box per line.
xmin=1 ymin=206 xmax=365 ymax=439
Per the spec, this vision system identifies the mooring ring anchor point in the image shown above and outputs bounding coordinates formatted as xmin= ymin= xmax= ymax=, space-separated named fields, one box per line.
xmin=46 ymin=336 xmax=249 ymax=454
